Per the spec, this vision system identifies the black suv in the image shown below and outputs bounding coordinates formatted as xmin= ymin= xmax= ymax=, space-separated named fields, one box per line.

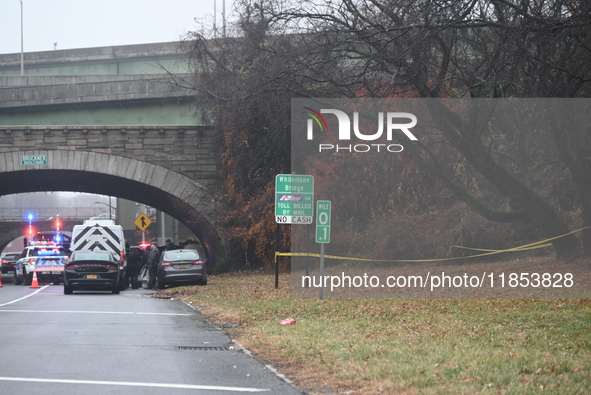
xmin=1 ymin=252 xmax=21 ymax=274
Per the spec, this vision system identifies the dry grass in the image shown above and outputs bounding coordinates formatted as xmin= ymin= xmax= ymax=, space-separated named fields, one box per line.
xmin=156 ymin=262 xmax=591 ymax=394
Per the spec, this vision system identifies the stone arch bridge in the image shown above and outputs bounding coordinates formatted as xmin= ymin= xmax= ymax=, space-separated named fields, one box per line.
xmin=0 ymin=42 xmax=229 ymax=270
xmin=0 ymin=127 xmax=225 ymax=269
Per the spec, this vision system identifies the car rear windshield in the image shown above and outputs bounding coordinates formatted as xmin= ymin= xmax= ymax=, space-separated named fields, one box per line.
xmin=71 ymin=251 xmax=112 ymax=261
xmin=164 ymin=251 xmax=199 ymax=260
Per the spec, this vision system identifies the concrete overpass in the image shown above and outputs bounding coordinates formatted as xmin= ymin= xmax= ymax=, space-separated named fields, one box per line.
xmin=0 ymin=219 xmax=78 ymax=252
xmin=0 ymin=42 xmax=228 ymax=270
xmin=0 ymin=207 xmax=107 ymax=253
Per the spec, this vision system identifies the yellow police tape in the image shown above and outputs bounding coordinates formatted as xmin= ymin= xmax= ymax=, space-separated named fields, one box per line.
xmin=274 ymin=226 xmax=590 ymax=264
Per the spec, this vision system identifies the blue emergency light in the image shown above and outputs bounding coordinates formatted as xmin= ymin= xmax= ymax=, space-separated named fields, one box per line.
xmin=38 ymin=248 xmax=61 ymax=256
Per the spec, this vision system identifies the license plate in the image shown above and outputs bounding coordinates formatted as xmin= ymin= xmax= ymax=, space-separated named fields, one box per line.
xmin=178 ymin=265 xmax=188 ymax=269
xmin=86 ymin=274 xmax=98 ymax=279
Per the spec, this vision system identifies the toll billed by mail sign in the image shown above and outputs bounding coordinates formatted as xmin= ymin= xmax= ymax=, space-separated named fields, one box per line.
xmin=275 ymin=174 xmax=314 ymax=224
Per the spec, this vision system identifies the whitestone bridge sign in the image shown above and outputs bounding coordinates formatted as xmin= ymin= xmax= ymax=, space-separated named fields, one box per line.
xmin=275 ymin=174 xmax=314 ymax=224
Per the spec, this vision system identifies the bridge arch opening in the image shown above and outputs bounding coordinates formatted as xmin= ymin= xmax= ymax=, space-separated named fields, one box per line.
xmin=0 ymin=150 xmax=226 ymax=271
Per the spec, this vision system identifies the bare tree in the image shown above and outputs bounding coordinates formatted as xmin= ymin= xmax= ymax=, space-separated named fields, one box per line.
xmin=266 ymin=0 xmax=591 ymax=256
xmin=184 ymin=0 xmax=591 ymax=259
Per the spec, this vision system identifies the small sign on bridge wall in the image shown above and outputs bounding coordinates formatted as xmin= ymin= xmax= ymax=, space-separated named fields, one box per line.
xmin=21 ymin=155 xmax=47 ymax=166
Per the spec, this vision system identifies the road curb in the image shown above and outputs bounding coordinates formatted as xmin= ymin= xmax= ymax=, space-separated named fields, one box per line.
xmin=177 ymin=299 xmax=304 ymax=393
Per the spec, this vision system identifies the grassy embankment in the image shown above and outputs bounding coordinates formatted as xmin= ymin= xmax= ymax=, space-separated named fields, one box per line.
xmin=158 ymin=267 xmax=591 ymax=394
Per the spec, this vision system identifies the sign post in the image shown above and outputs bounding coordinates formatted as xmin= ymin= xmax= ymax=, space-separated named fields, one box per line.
xmin=274 ymin=174 xmax=314 ymax=289
xmin=316 ymin=200 xmax=331 ymax=299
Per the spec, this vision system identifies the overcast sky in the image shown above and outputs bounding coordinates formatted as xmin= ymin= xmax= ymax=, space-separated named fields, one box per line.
xmin=0 ymin=0 xmax=227 ymax=54
xmin=0 ymin=192 xmax=111 ymax=208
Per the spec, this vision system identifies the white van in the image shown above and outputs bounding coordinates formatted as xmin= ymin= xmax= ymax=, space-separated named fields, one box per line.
xmin=71 ymin=219 xmax=128 ymax=289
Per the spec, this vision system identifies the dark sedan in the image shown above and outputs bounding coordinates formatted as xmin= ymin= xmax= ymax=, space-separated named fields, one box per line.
xmin=156 ymin=249 xmax=207 ymax=289
xmin=1 ymin=252 xmax=21 ymax=274
xmin=63 ymin=250 xmax=121 ymax=294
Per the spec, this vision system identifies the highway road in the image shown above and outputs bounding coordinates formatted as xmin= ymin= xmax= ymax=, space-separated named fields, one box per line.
xmin=0 ymin=277 xmax=302 ymax=395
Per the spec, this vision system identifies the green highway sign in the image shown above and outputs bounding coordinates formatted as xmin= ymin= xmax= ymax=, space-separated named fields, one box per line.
xmin=315 ymin=200 xmax=331 ymax=243
xmin=21 ymin=155 xmax=47 ymax=166
xmin=275 ymin=174 xmax=314 ymax=224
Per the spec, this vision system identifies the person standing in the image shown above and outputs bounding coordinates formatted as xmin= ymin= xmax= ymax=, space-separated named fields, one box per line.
xmin=140 ymin=244 xmax=150 ymax=287
xmin=126 ymin=247 xmax=142 ymax=289
xmin=146 ymin=242 xmax=161 ymax=289
xmin=180 ymin=238 xmax=200 ymax=251
xmin=165 ymin=239 xmax=176 ymax=250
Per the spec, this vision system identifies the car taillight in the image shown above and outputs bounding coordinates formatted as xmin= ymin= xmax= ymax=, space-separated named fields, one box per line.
xmin=160 ymin=261 xmax=173 ymax=267
xmin=1 ymin=260 xmax=7 ymax=264
xmin=192 ymin=259 xmax=205 ymax=266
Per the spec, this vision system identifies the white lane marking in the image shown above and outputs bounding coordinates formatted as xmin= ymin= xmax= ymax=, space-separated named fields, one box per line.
xmin=0 ymin=377 xmax=270 ymax=392
xmin=0 ymin=309 xmax=193 ymax=316
xmin=0 ymin=285 xmax=50 ymax=307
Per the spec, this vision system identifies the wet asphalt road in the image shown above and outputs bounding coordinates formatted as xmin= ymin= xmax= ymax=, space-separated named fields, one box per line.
xmin=0 ymin=277 xmax=303 ymax=395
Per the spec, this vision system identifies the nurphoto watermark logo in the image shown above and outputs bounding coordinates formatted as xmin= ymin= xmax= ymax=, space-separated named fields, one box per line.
xmin=302 ymin=106 xmax=418 ymax=153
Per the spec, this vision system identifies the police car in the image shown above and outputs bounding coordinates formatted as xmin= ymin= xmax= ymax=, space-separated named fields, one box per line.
xmin=28 ymin=231 xmax=72 ymax=251
xmin=14 ymin=245 xmax=69 ymax=286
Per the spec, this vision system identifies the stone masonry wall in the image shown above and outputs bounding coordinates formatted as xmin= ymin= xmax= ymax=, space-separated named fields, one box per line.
xmin=0 ymin=126 xmax=220 ymax=191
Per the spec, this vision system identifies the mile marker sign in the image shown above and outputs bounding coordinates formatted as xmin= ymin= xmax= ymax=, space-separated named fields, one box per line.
xmin=316 ymin=200 xmax=331 ymax=243
xmin=275 ymin=174 xmax=314 ymax=224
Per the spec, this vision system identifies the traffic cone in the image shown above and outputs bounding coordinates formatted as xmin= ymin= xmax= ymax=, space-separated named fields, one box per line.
xmin=30 ymin=270 xmax=40 ymax=289
xmin=0 ymin=273 xmax=3 ymax=288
